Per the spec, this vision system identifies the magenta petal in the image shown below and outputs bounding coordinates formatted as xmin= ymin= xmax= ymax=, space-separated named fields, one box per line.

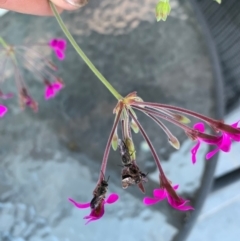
xmin=218 ymin=134 xmax=231 ymax=152
xmin=173 ymin=185 xmax=179 ymax=190
xmin=231 ymin=121 xmax=240 ymax=128
xmin=206 ymin=148 xmax=219 ymax=160
xmin=57 ymin=39 xmax=67 ymax=51
xmin=55 ymin=49 xmax=65 ymax=60
xmin=49 ymin=39 xmax=58 ymax=48
xmin=143 ymin=197 xmax=161 ymax=206
xmin=193 ymin=122 xmax=205 ymax=132
xmin=68 ymin=198 xmax=90 ymax=209
xmin=153 ymin=189 xmax=166 ymax=199
xmin=191 ymin=140 xmax=201 ymax=164
xmin=84 ymin=217 xmax=99 ymax=225
xmin=0 ymin=105 xmax=8 ymax=117
xmin=52 ymin=81 xmax=63 ymax=91
xmin=105 ymin=193 xmax=119 ymax=204
xmin=45 ymin=86 xmax=55 ymax=100
xmin=176 ymin=204 xmax=194 ymax=211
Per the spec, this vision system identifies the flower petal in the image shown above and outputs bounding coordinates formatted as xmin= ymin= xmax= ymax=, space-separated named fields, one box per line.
xmin=57 ymin=39 xmax=67 ymax=51
xmin=105 ymin=193 xmax=119 ymax=204
xmin=143 ymin=197 xmax=161 ymax=205
xmin=153 ymin=189 xmax=166 ymax=199
xmin=49 ymin=39 xmax=58 ymax=48
xmin=0 ymin=104 xmax=8 ymax=117
xmin=173 ymin=185 xmax=179 ymax=190
xmin=68 ymin=198 xmax=90 ymax=209
xmin=55 ymin=49 xmax=65 ymax=60
xmin=175 ymin=204 xmax=194 ymax=211
xmin=191 ymin=140 xmax=201 ymax=164
xmin=52 ymin=81 xmax=64 ymax=91
xmin=206 ymin=148 xmax=219 ymax=160
xmin=84 ymin=217 xmax=99 ymax=225
xmin=45 ymin=86 xmax=55 ymax=100
xmin=193 ymin=122 xmax=205 ymax=132
xmin=218 ymin=134 xmax=231 ymax=152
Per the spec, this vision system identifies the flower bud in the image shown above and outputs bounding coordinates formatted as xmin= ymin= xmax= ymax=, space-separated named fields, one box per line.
xmin=111 ymin=131 xmax=119 ymax=151
xmin=168 ymin=136 xmax=180 ymax=150
xmin=131 ymin=119 xmax=139 ymax=133
xmin=155 ymin=0 xmax=171 ymax=22
xmin=214 ymin=0 xmax=221 ymax=4
xmin=173 ymin=114 xmax=191 ymax=124
xmin=125 ymin=137 xmax=136 ymax=160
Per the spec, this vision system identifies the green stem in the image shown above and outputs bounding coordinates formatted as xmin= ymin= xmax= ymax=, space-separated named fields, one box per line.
xmin=49 ymin=2 xmax=122 ymax=100
xmin=0 ymin=37 xmax=9 ymax=49
xmin=0 ymin=37 xmax=17 ymax=63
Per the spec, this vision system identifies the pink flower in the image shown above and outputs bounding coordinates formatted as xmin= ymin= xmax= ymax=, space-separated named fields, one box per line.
xmin=191 ymin=122 xmax=232 ymax=163
xmin=143 ymin=184 xmax=193 ymax=211
xmin=68 ymin=193 xmax=119 ymax=224
xmin=220 ymin=120 xmax=240 ymax=142
xmin=44 ymin=79 xmax=64 ymax=100
xmin=0 ymin=104 xmax=8 ymax=117
xmin=0 ymin=91 xmax=14 ymax=100
xmin=49 ymin=38 xmax=67 ymax=60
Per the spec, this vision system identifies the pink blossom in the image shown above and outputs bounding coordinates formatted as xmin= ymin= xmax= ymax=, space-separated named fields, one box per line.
xmin=222 ymin=120 xmax=240 ymax=142
xmin=0 ymin=104 xmax=8 ymax=117
xmin=68 ymin=193 xmax=119 ymax=224
xmin=0 ymin=91 xmax=14 ymax=100
xmin=49 ymin=38 xmax=67 ymax=60
xmin=191 ymin=122 xmax=232 ymax=163
xmin=45 ymin=79 xmax=64 ymax=100
xmin=143 ymin=185 xmax=193 ymax=211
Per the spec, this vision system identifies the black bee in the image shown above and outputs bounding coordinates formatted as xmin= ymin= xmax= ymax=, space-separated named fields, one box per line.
xmin=121 ymin=164 xmax=148 ymax=190
xmin=118 ymin=139 xmax=132 ymax=166
xmin=90 ymin=175 xmax=109 ymax=209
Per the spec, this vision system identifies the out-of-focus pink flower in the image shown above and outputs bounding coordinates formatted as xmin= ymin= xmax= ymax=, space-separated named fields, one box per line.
xmin=0 ymin=104 xmax=8 ymax=117
xmin=191 ymin=122 xmax=232 ymax=163
xmin=44 ymin=79 xmax=64 ymax=100
xmin=143 ymin=184 xmax=193 ymax=211
xmin=19 ymin=88 xmax=38 ymax=112
xmin=68 ymin=193 xmax=119 ymax=224
xmin=0 ymin=91 xmax=14 ymax=100
xmin=49 ymin=38 xmax=67 ymax=60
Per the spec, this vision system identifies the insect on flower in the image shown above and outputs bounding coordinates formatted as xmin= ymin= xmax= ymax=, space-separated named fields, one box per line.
xmin=0 ymin=37 xmax=66 ymax=114
xmin=117 ymin=138 xmax=133 ymax=166
xmin=121 ymin=163 xmax=148 ymax=191
xmin=90 ymin=173 xmax=110 ymax=209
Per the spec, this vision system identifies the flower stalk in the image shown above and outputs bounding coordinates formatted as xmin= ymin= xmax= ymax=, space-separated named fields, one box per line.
xmin=49 ymin=1 xmax=122 ymax=101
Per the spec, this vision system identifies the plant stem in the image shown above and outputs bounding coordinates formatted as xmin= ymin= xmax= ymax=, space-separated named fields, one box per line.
xmin=0 ymin=37 xmax=8 ymax=49
xmin=49 ymin=2 xmax=122 ymax=100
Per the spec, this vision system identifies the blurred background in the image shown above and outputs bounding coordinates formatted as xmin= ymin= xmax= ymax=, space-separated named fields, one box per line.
xmin=0 ymin=0 xmax=239 ymax=241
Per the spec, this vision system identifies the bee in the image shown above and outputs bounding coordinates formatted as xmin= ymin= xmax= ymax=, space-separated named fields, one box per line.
xmin=121 ymin=164 xmax=148 ymax=190
xmin=118 ymin=139 xmax=132 ymax=166
xmin=90 ymin=174 xmax=109 ymax=209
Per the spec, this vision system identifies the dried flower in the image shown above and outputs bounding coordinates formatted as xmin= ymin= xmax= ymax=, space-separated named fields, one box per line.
xmin=68 ymin=193 xmax=119 ymax=224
